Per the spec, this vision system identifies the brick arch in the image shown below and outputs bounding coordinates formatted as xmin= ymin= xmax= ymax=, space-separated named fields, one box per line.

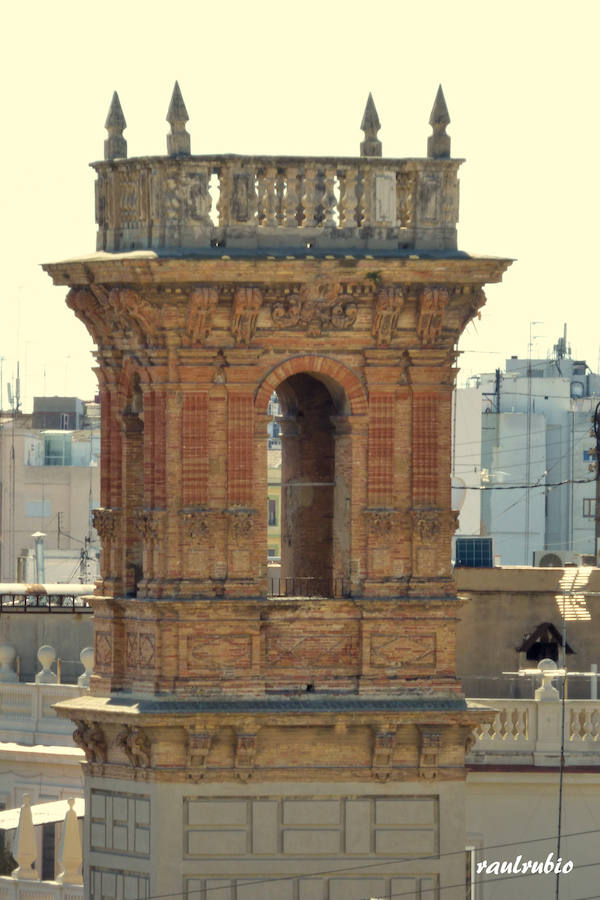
xmin=117 ymin=357 xmax=151 ymax=405
xmin=255 ymin=355 xmax=367 ymax=415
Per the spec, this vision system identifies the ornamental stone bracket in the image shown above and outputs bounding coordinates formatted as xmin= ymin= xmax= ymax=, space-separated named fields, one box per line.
xmin=185 ymin=286 xmax=219 ymax=345
xmin=225 ymin=507 xmax=256 ymax=543
xmin=231 ymin=286 xmax=263 ymax=344
xmin=371 ymin=725 xmax=397 ymax=782
xmin=72 ymin=720 xmax=107 ymax=764
xmin=234 ymin=726 xmax=258 ymax=782
xmin=179 ymin=508 xmax=212 ymax=540
xmin=116 ymin=725 xmax=152 ymax=770
xmin=271 ymin=282 xmax=357 ymax=336
xmin=186 ymin=728 xmax=214 ymax=775
xmin=371 ymin=285 xmax=404 ymax=346
xmin=418 ymin=726 xmax=442 ymax=779
xmin=416 ymin=286 xmax=449 ymax=346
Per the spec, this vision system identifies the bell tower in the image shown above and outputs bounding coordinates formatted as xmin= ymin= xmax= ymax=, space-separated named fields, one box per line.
xmin=45 ymin=85 xmax=511 ymax=900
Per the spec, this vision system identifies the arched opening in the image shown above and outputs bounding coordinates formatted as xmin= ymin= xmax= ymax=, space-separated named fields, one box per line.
xmin=273 ymin=372 xmax=350 ymax=597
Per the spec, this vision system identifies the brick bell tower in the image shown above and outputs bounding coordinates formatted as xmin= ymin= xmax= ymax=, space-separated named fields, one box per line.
xmin=45 ymin=84 xmax=510 ymax=900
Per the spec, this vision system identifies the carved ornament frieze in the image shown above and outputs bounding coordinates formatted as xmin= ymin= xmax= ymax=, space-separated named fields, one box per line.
xmin=271 ymin=282 xmax=357 ymax=336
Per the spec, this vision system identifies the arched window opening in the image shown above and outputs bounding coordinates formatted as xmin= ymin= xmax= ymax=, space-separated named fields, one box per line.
xmin=268 ymin=373 xmax=350 ymax=598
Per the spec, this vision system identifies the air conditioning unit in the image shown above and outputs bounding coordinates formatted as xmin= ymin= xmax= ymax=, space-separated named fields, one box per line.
xmin=533 ymin=550 xmax=584 ymax=567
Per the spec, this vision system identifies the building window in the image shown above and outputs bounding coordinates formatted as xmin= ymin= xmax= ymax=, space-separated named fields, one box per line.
xmin=44 ymin=433 xmax=72 ymax=466
xmin=59 ymin=412 xmax=70 ymax=429
xmin=583 ymin=498 xmax=596 ymax=518
xmin=268 ymin=499 xmax=278 ymax=527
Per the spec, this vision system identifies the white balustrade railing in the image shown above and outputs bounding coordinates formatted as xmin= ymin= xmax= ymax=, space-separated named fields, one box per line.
xmin=0 ymin=683 xmax=87 ymax=747
xmin=469 ymin=699 xmax=600 ymax=765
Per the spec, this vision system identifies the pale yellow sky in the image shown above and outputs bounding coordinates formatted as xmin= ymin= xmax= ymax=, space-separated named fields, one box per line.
xmin=1 ymin=0 xmax=597 ymax=408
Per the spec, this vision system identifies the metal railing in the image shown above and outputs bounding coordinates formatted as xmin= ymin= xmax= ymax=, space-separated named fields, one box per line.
xmin=0 ymin=584 xmax=93 ymax=613
xmin=267 ymin=576 xmax=350 ymax=598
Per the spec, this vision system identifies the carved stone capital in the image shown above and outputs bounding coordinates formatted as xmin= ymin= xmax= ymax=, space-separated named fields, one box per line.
xmin=364 ymin=508 xmax=400 ymax=540
xmin=179 ymin=508 xmax=211 ymax=540
xmin=92 ymin=507 xmax=121 ymax=542
xmin=135 ymin=511 xmax=159 ymax=543
xmin=226 ymin=507 xmax=255 ymax=542
xmin=107 ymin=288 xmax=161 ymax=347
xmin=410 ymin=507 xmax=458 ymax=543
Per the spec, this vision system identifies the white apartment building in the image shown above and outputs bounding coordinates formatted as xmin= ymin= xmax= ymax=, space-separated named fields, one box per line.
xmin=453 ymin=340 xmax=600 ymax=565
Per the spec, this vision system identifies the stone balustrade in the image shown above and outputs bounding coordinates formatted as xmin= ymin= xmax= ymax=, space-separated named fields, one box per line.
xmin=468 ymin=698 xmax=600 ymax=766
xmin=93 ymin=154 xmax=461 ymax=254
xmin=0 ymin=682 xmax=88 ymax=747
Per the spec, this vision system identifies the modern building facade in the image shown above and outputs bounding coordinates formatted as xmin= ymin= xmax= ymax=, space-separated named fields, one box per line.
xmin=0 ymin=400 xmax=100 ymax=582
xmin=453 ymin=341 xmax=600 ymax=565
xmin=43 ymin=85 xmax=511 ymax=899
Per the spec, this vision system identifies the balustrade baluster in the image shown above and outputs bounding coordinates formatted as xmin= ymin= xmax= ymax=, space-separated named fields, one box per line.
xmin=591 ymin=710 xmax=600 ymax=740
xmin=301 ymin=165 xmax=318 ymax=227
xmin=216 ymin=165 xmax=231 ymax=227
xmin=322 ymin=167 xmax=337 ymax=227
xmin=284 ymin=167 xmax=300 ymax=228
xmin=339 ymin=167 xmax=359 ymax=228
xmin=260 ymin=166 xmax=278 ymax=227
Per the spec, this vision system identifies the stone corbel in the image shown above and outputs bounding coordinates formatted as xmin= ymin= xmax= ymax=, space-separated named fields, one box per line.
xmin=116 ymin=725 xmax=152 ymax=769
xmin=371 ymin=726 xmax=397 ymax=782
xmin=371 ymin=285 xmax=404 ymax=346
xmin=72 ymin=720 xmax=107 ymax=765
xmin=234 ymin=725 xmax=258 ymax=782
xmin=186 ymin=286 xmax=219 ymax=346
xmin=418 ymin=726 xmax=442 ymax=779
xmin=231 ymin=287 xmax=262 ymax=344
xmin=186 ymin=727 xmax=214 ymax=774
xmin=416 ymin=286 xmax=448 ymax=347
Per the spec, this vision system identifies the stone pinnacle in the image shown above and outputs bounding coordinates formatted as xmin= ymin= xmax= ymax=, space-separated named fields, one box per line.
xmin=104 ymin=91 xmax=127 ymax=160
xmin=360 ymin=92 xmax=382 ymax=157
xmin=167 ymin=81 xmax=191 ymax=156
xmin=427 ymin=84 xmax=451 ymax=159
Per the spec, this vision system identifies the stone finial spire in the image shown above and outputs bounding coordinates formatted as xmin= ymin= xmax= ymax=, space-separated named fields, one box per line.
xmin=360 ymin=93 xmax=382 ymax=157
xmin=167 ymin=81 xmax=191 ymax=156
xmin=427 ymin=84 xmax=451 ymax=159
xmin=104 ymin=91 xmax=127 ymax=160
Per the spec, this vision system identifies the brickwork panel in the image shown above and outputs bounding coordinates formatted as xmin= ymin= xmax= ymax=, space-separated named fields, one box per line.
xmin=183 ymin=392 xmax=209 ymax=506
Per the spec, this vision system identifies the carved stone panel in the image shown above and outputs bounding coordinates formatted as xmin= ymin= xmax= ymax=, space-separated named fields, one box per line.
xmin=369 ymin=633 xmax=436 ymax=673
